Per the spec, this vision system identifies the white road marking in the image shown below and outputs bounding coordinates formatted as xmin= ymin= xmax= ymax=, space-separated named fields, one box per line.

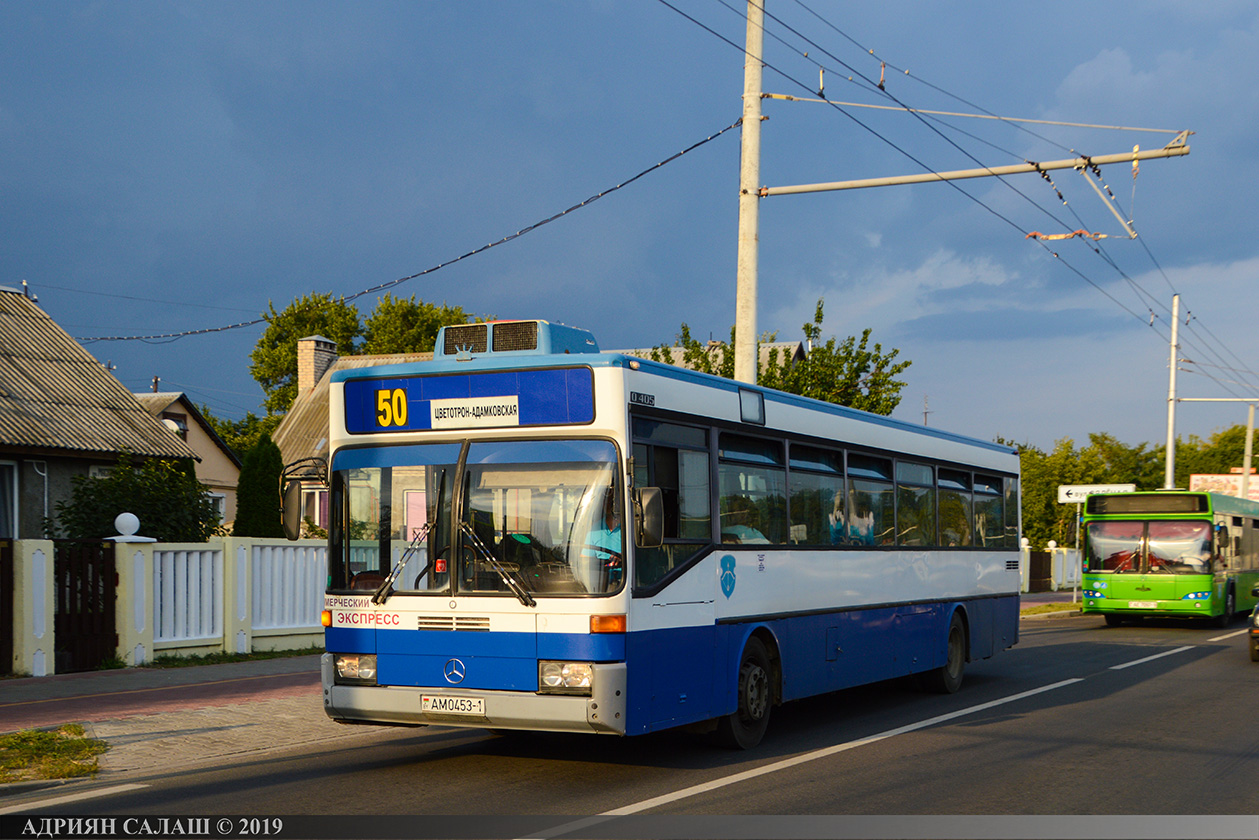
xmin=0 ymin=783 xmax=149 ymax=815
xmin=599 ymin=678 xmax=1083 ymax=817
xmin=1108 ymin=645 xmax=1195 ymax=670
xmin=1207 ymin=629 xmax=1248 ymax=642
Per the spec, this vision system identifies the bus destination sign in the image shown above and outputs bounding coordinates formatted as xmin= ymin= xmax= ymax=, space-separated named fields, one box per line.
xmin=342 ymin=367 xmax=594 ymax=434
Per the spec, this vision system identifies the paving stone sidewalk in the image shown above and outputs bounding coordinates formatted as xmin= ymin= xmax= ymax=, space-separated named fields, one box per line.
xmin=89 ymin=692 xmax=390 ymax=777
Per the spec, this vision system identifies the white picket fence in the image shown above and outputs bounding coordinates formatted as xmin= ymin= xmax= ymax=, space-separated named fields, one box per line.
xmin=143 ymin=539 xmax=327 ymax=658
xmin=153 ymin=547 xmax=224 ymax=644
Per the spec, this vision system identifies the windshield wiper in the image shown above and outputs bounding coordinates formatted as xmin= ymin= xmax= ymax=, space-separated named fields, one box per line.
xmin=372 ymin=521 xmax=436 ymax=605
xmin=459 ymin=522 xmax=536 ymax=608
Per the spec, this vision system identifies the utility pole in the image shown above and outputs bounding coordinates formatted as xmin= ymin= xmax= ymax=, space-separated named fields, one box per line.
xmin=1164 ymin=294 xmax=1179 ymax=489
xmin=730 ymin=4 xmax=1189 ymax=397
xmin=733 ymin=0 xmax=764 ymax=384
xmin=152 ymin=375 xmax=160 ymax=393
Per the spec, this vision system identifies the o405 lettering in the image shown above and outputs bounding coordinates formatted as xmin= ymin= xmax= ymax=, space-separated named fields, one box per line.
xmin=376 ymin=388 xmax=408 ymax=427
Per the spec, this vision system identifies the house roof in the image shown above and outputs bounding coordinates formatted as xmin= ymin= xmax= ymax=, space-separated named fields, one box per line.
xmin=274 ymin=351 xmax=433 ymax=467
xmin=0 ymin=288 xmax=197 ymax=460
xmin=133 ymin=392 xmax=242 ymax=468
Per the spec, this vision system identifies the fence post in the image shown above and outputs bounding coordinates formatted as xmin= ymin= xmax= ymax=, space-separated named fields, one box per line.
xmin=11 ymin=540 xmax=55 ymax=676
xmin=222 ymin=536 xmax=253 ymax=654
xmin=114 ymin=543 xmax=155 ymax=666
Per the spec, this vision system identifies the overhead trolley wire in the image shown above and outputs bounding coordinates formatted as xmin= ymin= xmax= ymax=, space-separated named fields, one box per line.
xmin=660 ymin=0 xmax=1153 ymax=325
xmin=690 ymin=1 xmax=1259 ymax=400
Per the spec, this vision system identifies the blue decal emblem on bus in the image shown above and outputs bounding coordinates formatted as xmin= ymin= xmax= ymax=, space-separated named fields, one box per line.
xmin=720 ymin=554 xmax=737 ymax=598
xmin=443 ymin=658 xmax=467 ymax=684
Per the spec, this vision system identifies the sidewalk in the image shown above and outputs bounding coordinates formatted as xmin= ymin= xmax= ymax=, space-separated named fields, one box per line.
xmin=0 ymin=655 xmax=391 ymax=787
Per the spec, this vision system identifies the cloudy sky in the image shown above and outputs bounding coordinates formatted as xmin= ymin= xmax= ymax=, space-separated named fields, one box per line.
xmin=3 ymin=1 xmax=1257 ymax=453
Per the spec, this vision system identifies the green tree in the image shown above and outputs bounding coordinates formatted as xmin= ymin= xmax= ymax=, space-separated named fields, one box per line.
xmin=250 ymin=293 xmax=362 ymax=415
xmin=761 ymin=301 xmax=911 ymax=415
xmin=52 ymin=455 xmax=220 ymax=542
xmin=650 ymin=299 xmax=911 ymax=416
xmin=232 ymin=434 xmax=285 ymax=538
xmin=361 ymin=294 xmax=472 ymax=355
xmin=1175 ymin=425 xmax=1251 ymax=485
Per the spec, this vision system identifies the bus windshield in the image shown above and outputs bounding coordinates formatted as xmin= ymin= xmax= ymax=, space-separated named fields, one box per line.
xmin=1085 ymin=520 xmax=1212 ymax=574
xmin=330 ymin=439 xmax=624 ymax=597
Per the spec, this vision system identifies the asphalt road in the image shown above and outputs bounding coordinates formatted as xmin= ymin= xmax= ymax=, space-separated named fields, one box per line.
xmin=5 ymin=612 xmax=1256 ymax=836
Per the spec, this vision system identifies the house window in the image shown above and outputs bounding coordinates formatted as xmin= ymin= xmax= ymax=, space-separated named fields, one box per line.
xmin=161 ymin=412 xmax=188 ymax=439
xmin=207 ymin=493 xmax=226 ymax=523
xmin=0 ymin=462 xmax=15 ymax=538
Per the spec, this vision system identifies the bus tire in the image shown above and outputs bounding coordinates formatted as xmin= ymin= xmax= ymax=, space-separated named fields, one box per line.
xmin=1214 ymin=588 xmax=1235 ymax=628
xmin=922 ymin=612 xmax=966 ymax=694
xmin=1104 ymin=614 xmax=1124 ymax=627
xmin=714 ymin=636 xmax=772 ymax=750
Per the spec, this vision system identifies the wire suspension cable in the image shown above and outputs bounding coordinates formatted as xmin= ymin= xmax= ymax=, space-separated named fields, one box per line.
xmin=76 ymin=120 xmax=742 ymax=343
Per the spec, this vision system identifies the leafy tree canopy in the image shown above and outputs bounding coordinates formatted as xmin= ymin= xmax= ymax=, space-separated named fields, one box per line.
xmin=362 ymin=294 xmax=472 ymax=355
xmin=52 ymin=455 xmax=221 ymax=542
xmin=650 ymin=299 xmax=911 ymax=416
xmin=250 ymin=293 xmax=361 ymax=415
xmin=250 ymin=292 xmax=480 ymax=415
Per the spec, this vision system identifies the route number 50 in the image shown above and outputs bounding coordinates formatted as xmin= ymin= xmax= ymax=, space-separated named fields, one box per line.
xmin=376 ymin=388 xmax=408 ymax=427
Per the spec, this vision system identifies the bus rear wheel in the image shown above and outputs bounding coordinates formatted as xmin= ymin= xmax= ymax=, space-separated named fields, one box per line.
xmin=714 ymin=636 xmax=772 ymax=750
xmin=921 ymin=613 xmax=966 ymax=694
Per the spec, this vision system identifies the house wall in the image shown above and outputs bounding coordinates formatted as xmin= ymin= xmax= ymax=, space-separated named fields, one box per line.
xmin=183 ymin=421 xmax=239 ymax=527
xmin=14 ymin=455 xmax=111 ymax=539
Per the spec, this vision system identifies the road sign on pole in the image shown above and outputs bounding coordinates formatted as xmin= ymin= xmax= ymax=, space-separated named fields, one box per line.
xmin=1057 ymin=484 xmax=1136 ymax=504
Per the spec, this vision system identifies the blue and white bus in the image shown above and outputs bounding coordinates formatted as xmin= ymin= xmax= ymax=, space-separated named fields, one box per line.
xmin=294 ymin=319 xmax=1021 ymax=749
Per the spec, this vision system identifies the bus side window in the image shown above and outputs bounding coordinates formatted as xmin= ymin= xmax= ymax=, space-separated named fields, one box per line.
xmin=631 ymin=434 xmax=711 ymax=589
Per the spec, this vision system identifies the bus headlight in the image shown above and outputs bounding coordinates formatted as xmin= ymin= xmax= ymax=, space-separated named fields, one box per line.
xmin=538 ymin=661 xmax=593 ymax=695
xmin=335 ymin=653 xmax=377 ymax=685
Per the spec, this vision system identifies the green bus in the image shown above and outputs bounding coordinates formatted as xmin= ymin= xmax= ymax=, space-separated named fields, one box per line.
xmin=1081 ymin=491 xmax=1259 ymax=626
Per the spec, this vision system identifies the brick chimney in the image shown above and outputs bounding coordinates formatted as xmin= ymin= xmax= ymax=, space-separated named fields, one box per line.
xmin=297 ymin=335 xmax=337 ymax=398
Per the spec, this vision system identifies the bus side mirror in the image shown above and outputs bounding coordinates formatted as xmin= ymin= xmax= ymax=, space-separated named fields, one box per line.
xmin=281 ymin=480 xmax=303 ymax=541
xmin=634 ymin=487 xmax=664 ymax=548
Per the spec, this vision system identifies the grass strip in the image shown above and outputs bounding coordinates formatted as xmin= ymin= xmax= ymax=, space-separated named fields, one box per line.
xmin=0 ymin=724 xmax=109 ymax=783
xmin=144 ymin=646 xmax=323 ymax=669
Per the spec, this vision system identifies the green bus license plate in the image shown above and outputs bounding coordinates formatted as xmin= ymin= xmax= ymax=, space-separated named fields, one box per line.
xmin=1128 ymin=601 xmax=1157 ymax=609
xmin=422 ymin=695 xmax=485 ymax=715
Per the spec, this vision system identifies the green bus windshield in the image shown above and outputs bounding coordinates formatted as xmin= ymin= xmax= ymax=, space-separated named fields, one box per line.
xmin=1086 ymin=520 xmax=1212 ymax=574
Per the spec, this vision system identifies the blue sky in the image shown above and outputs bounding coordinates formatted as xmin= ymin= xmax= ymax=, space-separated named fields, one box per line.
xmin=3 ymin=1 xmax=1257 ymax=453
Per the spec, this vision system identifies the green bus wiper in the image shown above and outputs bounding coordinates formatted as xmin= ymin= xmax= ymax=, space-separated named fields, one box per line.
xmin=372 ymin=521 xmax=436 ymax=605
xmin=459 ymin=522 xmax=536 ymax=608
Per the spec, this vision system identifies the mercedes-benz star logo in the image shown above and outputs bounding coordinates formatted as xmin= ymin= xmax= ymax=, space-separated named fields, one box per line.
xmin=443 ymin=658 xmax=466 ymax=684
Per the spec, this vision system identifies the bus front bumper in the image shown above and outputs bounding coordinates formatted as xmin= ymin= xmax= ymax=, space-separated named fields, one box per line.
xmin=321 ymin=654 xmax=627 ymax=735
xmin=1080 ymin=598 xmax=1217 ymax=618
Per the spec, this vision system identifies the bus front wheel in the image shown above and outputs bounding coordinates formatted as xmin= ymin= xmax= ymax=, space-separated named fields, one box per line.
xmin=1214 ymin=588 xmax=1235 ymax=628
xmin=714 ymin=636 xmax=772 ymax=750
xmin=922 ymin=613 xmax=966 ymax=694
